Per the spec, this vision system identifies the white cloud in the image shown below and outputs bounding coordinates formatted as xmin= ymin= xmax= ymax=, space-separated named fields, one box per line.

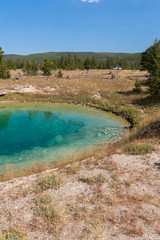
xmin=81 ymin=0 xmax=100 ymax=3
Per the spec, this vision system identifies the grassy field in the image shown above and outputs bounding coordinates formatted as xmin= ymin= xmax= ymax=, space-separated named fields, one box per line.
xmin=0 ymin=69 xmax=159 ymax=122
xmin=0 ymin=69 xmax=160 ymax=239
xmin=0 ymin=69 xmax=159 ymax=179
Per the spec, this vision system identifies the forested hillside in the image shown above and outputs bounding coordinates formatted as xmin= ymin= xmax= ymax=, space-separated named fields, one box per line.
xmin=4 ymin=52 xmax=141 ymax=63
xmin=4 ymin=52 xmax=141 ymax=71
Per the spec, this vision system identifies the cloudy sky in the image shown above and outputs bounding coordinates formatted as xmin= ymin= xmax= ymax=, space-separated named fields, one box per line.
xmin=1 ymin=0 xmax=160 ymax=54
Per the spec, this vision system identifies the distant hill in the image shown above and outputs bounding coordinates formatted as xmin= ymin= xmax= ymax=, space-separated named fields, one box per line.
xmin=4 ymin=52 xmax=141 ymax=63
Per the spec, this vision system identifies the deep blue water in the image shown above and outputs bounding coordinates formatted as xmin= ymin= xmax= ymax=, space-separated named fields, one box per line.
xmin=0 ymin=104 xmax=127 ymax=171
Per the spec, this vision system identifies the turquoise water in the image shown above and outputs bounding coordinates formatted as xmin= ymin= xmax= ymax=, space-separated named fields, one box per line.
xmin=0 ymin=104 xmax=128 ymax=172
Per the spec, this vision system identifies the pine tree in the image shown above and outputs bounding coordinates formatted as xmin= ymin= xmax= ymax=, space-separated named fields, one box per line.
xmin=141 ymin=39 xmax=160 ymax=98
xmin=0 ymin=61 xmax=10 ymax=79
xmin=31 ymin=61 xmax=39 ymax=75
xmin=0 ymin=47 xmax=4 ymax=62
xmin=0 ymin=47 xmax=10 ymax=79
xmin=23 ymin=60 xmax=31 ymax=75
xmin=40 ymin=59 xmax=53 ymax=76
xmin=23 ymin=60 xmax=39 ymax=75
xmin=84 ymin=57 xmax=91 ymax=70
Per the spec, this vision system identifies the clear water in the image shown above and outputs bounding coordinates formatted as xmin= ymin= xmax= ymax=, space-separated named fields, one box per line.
xmin=0 ymin=103 xmax=128 ymax=172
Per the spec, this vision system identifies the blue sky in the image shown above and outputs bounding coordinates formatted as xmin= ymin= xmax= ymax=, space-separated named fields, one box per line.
xmin=1 ymin=0 xmax=160 ymax=54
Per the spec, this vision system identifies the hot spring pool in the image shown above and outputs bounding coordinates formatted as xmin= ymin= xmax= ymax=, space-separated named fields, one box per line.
xmin=0 ymin=103 xmax=128 ymax=172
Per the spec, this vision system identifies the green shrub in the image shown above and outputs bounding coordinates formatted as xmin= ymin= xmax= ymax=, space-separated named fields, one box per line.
xmin=40 ymin=59 xmax=52 ymax=76
xmin=0 ymin=61 xmax=10 ymax=79
xmin=79 ymin=174 xmax=106 ymax=185
xmin=79 ymin=177 xmax=90 ymax=184
xmin=119 ymin=107 xmax=140 ymax=125
xmin=123 ymin=143 xmax=155 ymax=155
xmin=35 ymin=194 xmax=58 ymax=220
xmin=0 ymin=228 xmax=26 ymax=240
xmin=35 ymin=193 xmax=52 ymax=205
xmin=133 ymin=79 xmax=142 ymax=93
xmin=35 ymin=175 xmax=61 ymax=192
xmin=57 ymin=69 xmax=63 ymax=78
xmin=66 ymin=203 xmax=87 ymax=220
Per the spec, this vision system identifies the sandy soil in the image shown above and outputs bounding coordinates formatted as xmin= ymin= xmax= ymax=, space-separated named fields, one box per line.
xmin=0 ymin=147 xmax=159 ymax=239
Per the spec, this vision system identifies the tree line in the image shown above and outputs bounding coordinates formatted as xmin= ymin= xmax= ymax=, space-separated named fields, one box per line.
xmin=4 ymin=54 xmax=140 ymax=75
xmin=0 ymin=41 xmax=160 ymax=98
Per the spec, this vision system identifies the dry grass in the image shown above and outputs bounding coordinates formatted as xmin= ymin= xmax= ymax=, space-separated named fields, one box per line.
xmin=0 ymin=146 xmax=160 ymax=239
xmin=0 ymin=69 xmax=160 ymax=239
xmin=64 ymin=165 xmax=81 ymax=175
xmin=79 ymin=173 xmax=107 ymax=185
xmin=66 ymin=203 xmax=87 ymax=220
xmin=0 ymin=227 xmax=27 ymax=240
xmin=123 ymin=143 xmax=155 ymax=155
xmin=0 ymin=141 xmax=125 ymax=182
xmin=35 ymin=174 xmax=61 ymax=192
xmin=34 ymin=194 xmax=58 ymax=220
xmin=0 ymin=70 xmax=150 ymax=120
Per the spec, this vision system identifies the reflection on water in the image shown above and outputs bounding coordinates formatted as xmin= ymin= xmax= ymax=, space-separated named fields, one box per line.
xmin=0 ymin=111 xmax=84 ymax=156
xmin=0 ymin=111 xmax=12 ymax=133
xmin=0 ymin=104 xmax=128 ymax=172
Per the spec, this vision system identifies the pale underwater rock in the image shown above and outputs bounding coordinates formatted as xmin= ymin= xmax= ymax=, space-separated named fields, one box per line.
xmin=54 ymin=135 xmax=64 ymax=144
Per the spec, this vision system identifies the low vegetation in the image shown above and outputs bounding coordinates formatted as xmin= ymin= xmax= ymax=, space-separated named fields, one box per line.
xmin=123 ymin=143 xmax=155 ymax=155
xmin=66 ymin=203 xmax=87 ymax=220
xmin=0 ymin=140 xmax=160 ymax=239
xmin=35 ymin=194 xmax=58 ymax=220
xmin=133 ymin=79 xmax=142 ymax=93
xmin=0 ymin=67 xmax=159 ymax=182
xmin=0 ymin=42 xmax=160 ymax=239
xmin=0 ymin=228 xmax=26 ymax=240
xmin=35 ymin=175 xmax=61 ymax=192
xmin=79 ymin=173 xmax=106 ymax=185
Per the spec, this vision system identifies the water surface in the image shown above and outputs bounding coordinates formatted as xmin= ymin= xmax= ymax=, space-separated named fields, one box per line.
xmin=0 ymin=103 xmax=128 ymax=172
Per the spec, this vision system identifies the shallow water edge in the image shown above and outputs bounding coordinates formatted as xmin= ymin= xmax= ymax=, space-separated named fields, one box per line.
xmin=0 ymin=102 xmax=129 ymax=174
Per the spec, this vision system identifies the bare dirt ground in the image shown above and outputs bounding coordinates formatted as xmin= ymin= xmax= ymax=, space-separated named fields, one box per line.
xmin=0 ymin=146 xmax=159 ymax=240
xmin=0 ymin=69 xmax=148 ymax=96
